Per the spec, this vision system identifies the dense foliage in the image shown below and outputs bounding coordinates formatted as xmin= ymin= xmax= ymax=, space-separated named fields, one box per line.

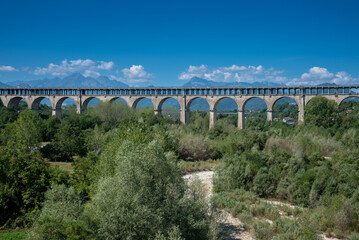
xmin=0 ymin=96 xmax=359 ymax=239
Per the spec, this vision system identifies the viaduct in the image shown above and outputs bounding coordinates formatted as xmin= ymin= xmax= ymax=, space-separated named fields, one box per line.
xmin=0 ymin=86 xmax=358 ymax=129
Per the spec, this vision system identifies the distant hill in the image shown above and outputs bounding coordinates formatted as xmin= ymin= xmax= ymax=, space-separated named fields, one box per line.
xmin=0 ymin=82 xmax=9 ymax=87
xmin=183 ymin=77 xmax=283 ymax=88
xmin=4 ymin=73 xmax=128 ymax=88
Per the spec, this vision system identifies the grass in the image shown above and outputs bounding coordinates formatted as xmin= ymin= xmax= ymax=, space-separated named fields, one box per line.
xmin=48 ymin=161 xmax=74 ymax=174
xmin=179 ymin=159 xmax=217 ymax=173
xmin=0 ymin=230 xmax=26 ymax=240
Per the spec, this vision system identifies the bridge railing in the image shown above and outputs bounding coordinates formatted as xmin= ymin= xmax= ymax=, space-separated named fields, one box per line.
xmin=0 ymin=86 xmax=359 ymax=97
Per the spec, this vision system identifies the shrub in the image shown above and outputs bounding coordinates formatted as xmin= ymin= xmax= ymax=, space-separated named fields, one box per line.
xmin=26 ymin=184 xmax=91 ymax=240
xmin=253 ymin=221 xmax=273 ymax=240
xmin=179 ymin=134 xmax=216 ymax=161
xmin=86 ymin=141 xmax=218 ymax=240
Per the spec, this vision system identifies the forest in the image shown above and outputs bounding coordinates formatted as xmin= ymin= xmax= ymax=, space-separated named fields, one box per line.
xmin=0 ymin=96 xmax=359 ymax=240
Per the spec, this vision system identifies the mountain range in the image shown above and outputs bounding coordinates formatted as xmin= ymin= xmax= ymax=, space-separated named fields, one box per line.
xmin=182 ymin=77 xmax=284 ymax=87
xmin=0 ymin=73 xmax=339 ymax=89
xmin=0 ymin=74 xmax=289 ymax=88
xmin=1 ymin=73 xmax=128 ymax=88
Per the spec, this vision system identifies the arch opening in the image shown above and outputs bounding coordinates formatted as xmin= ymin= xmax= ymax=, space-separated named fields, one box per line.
xmin=82 ymin=97 xmax=101 ymax=111
xmin=243 ymin=97 xmax=268 ymax=129
xmin=32 ymin=97 xmax=52 ymax=119
xmin=110 ymin=97 xmax=128 ymax=106
xmin=272 ymin=97 xmax=298 ymax=125
xmin=133 ymin=97 xmax=154 ymax=109
xmin=159 ymin=97 xmax=180 ymax=119
xmin=215 ymin=97 xmax=238 ymax=127
xmin=188 ymin=97 xmax=210 ymax=125
xmin=339 ymin=96 xmax=359 ymax=115
xmin=56 ymin=97 xmax=77 ymax=118
xmin=8 ymin=97 xmax=28 ymax=111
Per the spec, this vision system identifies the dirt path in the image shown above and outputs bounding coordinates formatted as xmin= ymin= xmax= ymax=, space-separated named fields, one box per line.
xmin=184 ymin=171 xmax=341 ymax=240
xmin=184 ymin=171 xmax=253 ymax=240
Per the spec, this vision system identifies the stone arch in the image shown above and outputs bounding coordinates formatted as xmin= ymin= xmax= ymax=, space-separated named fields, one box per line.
xmin=82 ymin=97 xmax=101 ymax=111
xmin=31 ymin=96 xmax=53 ymax=111
xmin=55 ymin=96 xmax=78 ymax=110
xmin=241 ymin=96 xmax=269 ymax=111
xmin=269 ymin=96 xmax=299 ymax=111
xmin=213 ymin=97 xmax=239 ymax=127
xmin=304 ymin=95 xmax=339 ymax=106
xmin=213 ymin=96 xmax=239 ymax=111
xmin=271 ymin=96 xmax=299 ymax=121
xmin=338 ymin=96 xmax=359 ymax=106
xmin=157 ymin=97 xmax=181 ymax=119
xmin=185 ymin=96 xmax=211 ymax=126
xmin=8 ymin=97 xmax=29 ymax=109
xmin=186 ymin=97 xmax=210 ymax=111
xmin=241 ymin=97 xmax=269 ymax=128
xmin=158 ymin=97 xmax=181 ymax=111
xmin=132 ymin=97 xmax=155 ymax=109
xmin=109 ymin=97 xmax=128 ymax=106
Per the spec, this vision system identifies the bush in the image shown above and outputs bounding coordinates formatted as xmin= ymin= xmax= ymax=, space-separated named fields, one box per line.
xmin=86 ymin=141 xmax=218 ymax=240
xmin=26 ymin=184 xmax=91 ymax=240
xmin=179 ymin=134 xmax=216 ymax=161
xmin=253 ymin=221 xmax=273 ymax=240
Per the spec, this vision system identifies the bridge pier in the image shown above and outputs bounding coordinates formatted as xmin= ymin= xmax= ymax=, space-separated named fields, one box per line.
xmin=154 ymin=109 xmax=162 ymax=117
xmin=267 ymin=110 xmax=273 ymax=121
xmin=238 ymin=110 xmax=245 ymax=129
xmin=209 ymin=109 xmax=217 ymax=128
xmin=180 ymin=109 xmax=190 ymax=124
xmin=52 ymin=108 xmax=62 ymax=118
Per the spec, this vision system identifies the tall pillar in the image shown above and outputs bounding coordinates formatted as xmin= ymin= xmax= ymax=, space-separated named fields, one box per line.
xmin=238 ymin=110 xmax=245 ymax=129
xmin=154 ymin=109 xmax=162 ymax=118
xmin=179 ymin=96 xmax=189 ymax=124
xmin=267 ymin=110 xmax=273 ymax=121
xmin=180 ymin=109 xmax=190 ymax=124
xmin=298 ymin=105 xmax=304 ymax=123
xmin=52 ymin=108 xmax=62 ymax=119
xmin=76 ymin=103 xmax=83 ymax=114
xmin=298 ymin=95 xmax=305 ymax=123
xmin=209 ymin=109 xmax=217 ymax=128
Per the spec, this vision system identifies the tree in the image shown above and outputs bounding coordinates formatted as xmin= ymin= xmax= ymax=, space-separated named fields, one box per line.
xmin=15 ymin=110 xmax=43 ymax=147
xmin=26 ymin=184 xmax=91 ymax=240
xmin=86 ymin=141 xmax=218 ymax=239
xmin=54 ymin=120 xmax=86 ymax=161
xmin=304 ymin=96 xmax=338 ymax=128
xmin=0 ymin=141 xmax=68 ymax=227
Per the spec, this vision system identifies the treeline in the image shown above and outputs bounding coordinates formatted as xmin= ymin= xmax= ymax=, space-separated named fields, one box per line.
xmin=0 ymin=96 xmax=359 ymax=239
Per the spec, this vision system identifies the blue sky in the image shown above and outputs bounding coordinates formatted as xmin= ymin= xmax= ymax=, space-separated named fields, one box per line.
xmin=0 ymin=0 xmax=358 ymax=86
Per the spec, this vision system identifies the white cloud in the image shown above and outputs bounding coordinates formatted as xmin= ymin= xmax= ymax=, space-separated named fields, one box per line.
xmin=33 ymin=59 xmax=115 ymax=76
xmin=180 ymin=64 xmax=359 ymax=86
xmin=83 ymin=70 xmax=100 ymax=78
xmin=109 ymin=75 xmax=124 ymax=82
xmin=288 ymin=67 xmax=358 ymax=86
xmin=0 ymin=65 xmax=18 ymax=72
xmin=301 ymin=67 xmax=334 ymax=81
xmin=98 ymin=61 xmax=115 ymax=70
xmin=122 ymin=65 xmax=153 ymax=83
xmin=179 ymin=64 xmax=285 ymax=83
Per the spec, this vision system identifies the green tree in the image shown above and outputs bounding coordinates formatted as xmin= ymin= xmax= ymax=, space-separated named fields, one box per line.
xmin=54 ymin=120 xmax=86 ymax=161
xmin=26 ymin=184 xmax=91 ymax=240
xmin=304 ymin=96 xmax=338 ymax=128
xmin=86 ymin=141 xmax=218 ymax=240
xmin=0 ymin=141 xmax=68 ymax=227
xmin=0 ymin=106 xmax=18 ymax=129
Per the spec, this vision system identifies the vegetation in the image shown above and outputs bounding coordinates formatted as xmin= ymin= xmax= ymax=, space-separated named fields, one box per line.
xmin=0 ymin=96 xmax=359 ymax=239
